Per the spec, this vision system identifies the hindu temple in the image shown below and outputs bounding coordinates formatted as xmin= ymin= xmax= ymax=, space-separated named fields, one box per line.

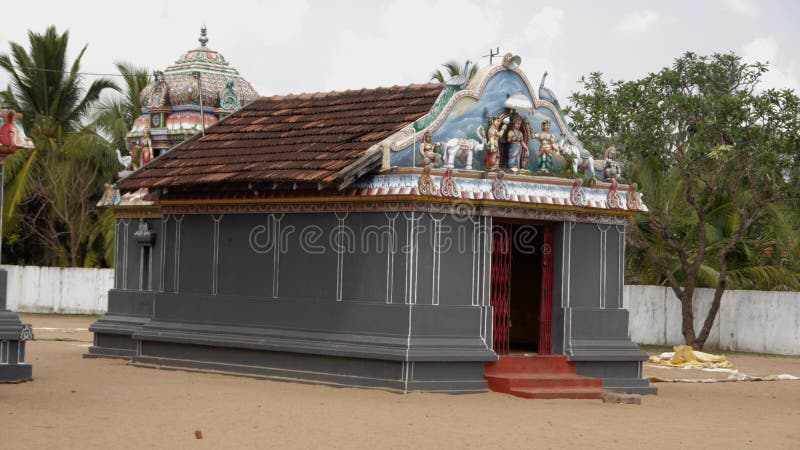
xmin=90 ymin=51 xmax=655 ymax=398
xmin=124 ymin=27 xmax=257 ymax=169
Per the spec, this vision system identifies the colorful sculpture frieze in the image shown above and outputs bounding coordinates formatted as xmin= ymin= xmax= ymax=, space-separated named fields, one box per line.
xmin=506 ymin=116 xmax=528 ymax=173
xmin=418 ymin=131 xmax=442 ymax=168
xmin=442 ymin=127 xmax=485 ymax=170
xmin=485 ymin=116 xmax=504 ymax=171
xmin=219 ymin=80 xmax=242 ymax=110
xmin=394 ymin=53 xmax=622 ymax=181
xmin=492 ymin=171 xmax=510 ymax=200
xmin=601 ymin=146 xmax=625 ymax=182
xmin=440 ymin=168 xmax=460 ymax=198
xmin=417 ymin=164 xmax=438 ymax=196
xmin=533 ymin=120 xmax=555 ymax=174
xmin=141 ymin=70 xmax=170 ymax=109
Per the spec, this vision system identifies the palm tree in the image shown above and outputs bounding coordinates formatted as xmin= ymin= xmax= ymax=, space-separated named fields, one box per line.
xmin=625 ymin=153 xmax=800 ymax=291
xmin=82 ymin=62 xmax=150 ymax=267
xmin=0 ymin=26 xmax=117 ymax=266
xmin=0 ymin=26 xmax=117 ymax=228
xmin=93 ymin=62 xmax=150 ymax=150
xmin=430 ymin=60 xmax=479 ymax=84
xmin=0 ymin=26 xmax=117 ymax=139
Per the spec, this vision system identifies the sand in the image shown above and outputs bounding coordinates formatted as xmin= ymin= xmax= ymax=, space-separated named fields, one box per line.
xmin=1 ymin=314 xmax=799 ymax=449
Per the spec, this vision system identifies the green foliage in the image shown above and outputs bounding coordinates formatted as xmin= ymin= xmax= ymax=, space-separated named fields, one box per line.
xmin=92 ymin=62 xmax=150 ymax=150
xmin=15 ymin=128 xmax=118 ymax=267
xmin=0 ymin=26 xmax=119 ymax=267
xmin=430 ymin=60 xmax=479 ymax=84
xmin=0 ymin=26 xmax=117 ymax=139
xmin=553 ymin=152 xmax=579 ymax=179
xmin=570 ymin=52 xmax=800 ymax=348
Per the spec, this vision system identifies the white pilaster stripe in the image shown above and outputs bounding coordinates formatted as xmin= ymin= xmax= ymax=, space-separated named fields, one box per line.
xmin=211 ymin=215 xmax=223 ymax=295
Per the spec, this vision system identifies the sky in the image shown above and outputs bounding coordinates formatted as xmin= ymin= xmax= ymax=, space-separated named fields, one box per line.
xmin=1 ymin=0 xmax=799 ymax=102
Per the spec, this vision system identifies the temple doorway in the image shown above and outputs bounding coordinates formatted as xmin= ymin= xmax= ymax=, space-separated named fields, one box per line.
xmin=490 ymin=221 xmax=554 ymax=355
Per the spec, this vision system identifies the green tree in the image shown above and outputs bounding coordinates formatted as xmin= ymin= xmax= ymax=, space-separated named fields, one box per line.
xmin=20 ymin=130 xmax=117 ymax=267
xmin=570 ymin=52 xmax=800 ymax=349
xmin=0 ymin=26 xmax=117 ymax=229
xmin=87 ymin=62 xmax=151 ymax=266
xmin=0 ymin=26 xmax=118 ymax=266
xmin=0 ymin=26 xmax=117 ymax=138
xmin=93 ymin=62 xmax=150 ymax=151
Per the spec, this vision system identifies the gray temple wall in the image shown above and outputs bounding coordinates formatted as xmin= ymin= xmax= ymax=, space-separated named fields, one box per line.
xmin=94 ymin=211 xmax=496 ymax=387
xmin=140 ymin=212 xmax=490 ymax=306
xmin=114 ymin=218 xmax=164 ymax=292
xmin=551 ymin=222 xmax=653 ymax=394
xmin=93 ymin=210 xmax=653 ymax=393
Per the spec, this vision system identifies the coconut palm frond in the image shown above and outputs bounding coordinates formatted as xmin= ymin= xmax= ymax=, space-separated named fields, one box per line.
xmin=429 ymin=60 xmax=480 ymax=84
xmin=430 ymin=70 xmax=446 ymax=83
xmin=696 ymin=264 xmax=720 ymax=288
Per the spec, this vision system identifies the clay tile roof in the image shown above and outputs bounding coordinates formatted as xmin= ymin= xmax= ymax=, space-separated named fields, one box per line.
xmin=117 ymin=83 xmax=444 ymax=191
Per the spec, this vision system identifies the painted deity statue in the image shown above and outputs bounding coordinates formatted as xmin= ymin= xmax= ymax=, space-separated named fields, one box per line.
xmin=418 ymin=131 xmax=442 ymax=167
xmin=534 ymin=120 xmax=557 ymax=173
xmin=485 ymin=116 xmax=507 ymax=171
xmin=141 ymin=141 xmax=153 ymax=166
xmin=506 ymin=117 xmax=527 ymax=173
xmin=602 ymin=146 xmax=623 ymax=182
xmin=129 ymin=144 xmax=142 ymax=171
xmin=219 ymin=80 xmax=241 ymax=110
xmin=147 ymin=70 xmax=170 ymax=108
xmin=140 ymin=126 xmax=153 ymax=167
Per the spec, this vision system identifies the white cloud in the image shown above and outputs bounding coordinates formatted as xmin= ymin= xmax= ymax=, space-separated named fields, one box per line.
xmin=322 ymin=0 xmax=503 ymax=91
xmin=0 ymin=0 xmax=796 ymax=107
xmin=743 ymin=37 xmax=779 ymax=62
xmin=237 ymin=0 xmax=310 ymax=46
xmin=615 ymin=10 xmax=659 ymax=34
xmin=742 ymin=37 xmax=799 ymax=91
xmin=719 ymin=0 xmax=759 ymax=17
xmin=499 ymin=6 xmax=566 ymax=97
xmin=523 ymin=6 xmax=565 ymax=44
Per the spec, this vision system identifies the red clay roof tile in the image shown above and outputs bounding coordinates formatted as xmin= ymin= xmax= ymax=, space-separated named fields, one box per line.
xmin=117 ymin=83 xmax=443 ymax=190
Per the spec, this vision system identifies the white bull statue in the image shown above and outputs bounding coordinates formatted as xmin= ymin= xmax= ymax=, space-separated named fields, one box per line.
xmin=441 ymin=126 xmax=486 ymax=170
xmin=558 ymin=135 xmax=595 ymax=176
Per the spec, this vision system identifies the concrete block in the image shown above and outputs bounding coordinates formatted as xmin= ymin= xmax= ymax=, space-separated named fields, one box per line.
xmin=601 ymin=391 xmax=641 ymax=404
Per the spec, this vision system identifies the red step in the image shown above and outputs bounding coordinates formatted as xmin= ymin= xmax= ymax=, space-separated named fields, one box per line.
xmin=486 ymin=373 xmax=602 ymax=390
xmin=485 ymin=355 xmax=604 ymax=400
xmin=485 ymin=354 xmax=576 ymax=375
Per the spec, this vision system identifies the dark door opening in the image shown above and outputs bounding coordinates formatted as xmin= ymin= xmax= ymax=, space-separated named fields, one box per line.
xmin=508 ymin=224 xmax=542 ymax=353
xmin=490 ymin=221 xmax=553 ymax=355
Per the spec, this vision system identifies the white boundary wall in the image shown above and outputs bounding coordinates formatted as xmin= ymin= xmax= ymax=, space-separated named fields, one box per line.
xmin=625 ymin=285 xmax=800 ymax=355
xmin=2 ymin=265 xmax=114 ymax=315
xmin=2 ymin=265 xmax=798 ymax=355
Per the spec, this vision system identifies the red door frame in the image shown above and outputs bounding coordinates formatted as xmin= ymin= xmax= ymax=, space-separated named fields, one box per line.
xmin=538 ymin=224 xmax=554 ymax=355
xmin=490 ymin=219 xmax=554 ymax=355
xmin=489 ymin=223 xmax=513 ymax=355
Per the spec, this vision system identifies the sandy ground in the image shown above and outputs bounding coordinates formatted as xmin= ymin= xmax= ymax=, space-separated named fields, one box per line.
xmin=1 ymin=315 xmax=799 ymax=450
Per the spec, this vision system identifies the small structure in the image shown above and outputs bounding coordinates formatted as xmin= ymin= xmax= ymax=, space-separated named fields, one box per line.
xmin=123 ymin=27 xmax=257 ymax=170
xmin=89 ymin=54 xmax=654 ymax=396
xmin=0 ymin=110 xmax=35 ymax=383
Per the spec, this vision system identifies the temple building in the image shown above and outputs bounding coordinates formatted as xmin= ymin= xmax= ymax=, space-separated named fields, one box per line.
xmin=125 ymin=27 xmax=257 ymax=169
xmin=89 ymin=53 xmax=655 ymax=398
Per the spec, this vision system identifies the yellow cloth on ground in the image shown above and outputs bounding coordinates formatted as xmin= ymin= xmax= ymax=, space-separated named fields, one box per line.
xmin=647 ymin=345 xmax=733 ymax=368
